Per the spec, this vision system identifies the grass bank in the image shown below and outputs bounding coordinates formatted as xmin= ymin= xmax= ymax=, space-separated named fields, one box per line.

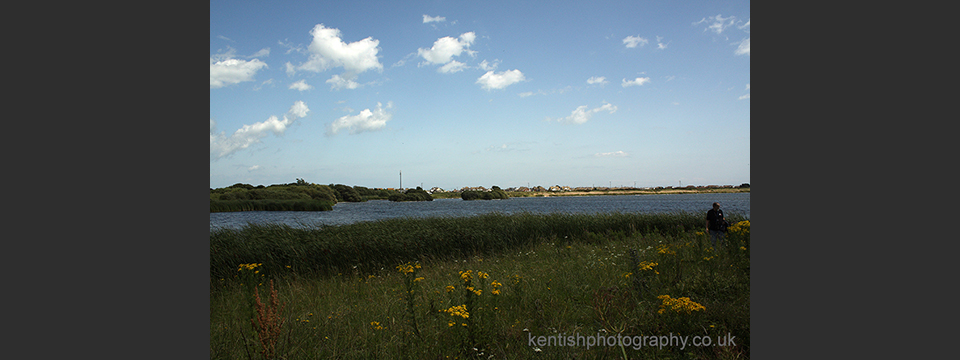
xmin=210 ymin=199 xmax=334 ymax=212
xmin=211 ymin=213 xmax=750 ymax=359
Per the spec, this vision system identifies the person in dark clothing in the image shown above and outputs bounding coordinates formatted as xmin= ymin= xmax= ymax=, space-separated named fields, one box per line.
xmin=705 ymin=202 xmax=727 ymax=248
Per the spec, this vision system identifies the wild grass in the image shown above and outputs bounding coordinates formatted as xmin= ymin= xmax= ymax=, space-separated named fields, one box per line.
xmin=211 ymin=213 xmax=750 ymax=359
xmin=210 ymin=199 xmax=335 ymax=212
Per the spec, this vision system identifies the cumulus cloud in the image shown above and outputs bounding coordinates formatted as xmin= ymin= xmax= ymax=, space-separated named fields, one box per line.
xmin=438 ymin=60 xmax=468 ymax=73
xmin=596 ymin=151 xmax=628 ymax=157
xmin=623 ymin=35 xmax=649 ymax=48
xmin=423 ymin=14 xmax=446 ymax=23
xmin=289 ymin=79 xmax=313 ymax=91
xmin=548 ymin=102 xmax=617 ymax=124
xmin=418 ymin=32 xmax=476 ymax=65
xmin=210 ymin=101 xmax=310 ymax=160
xmin=325 ymin=74 xmax=360 ymax=90
xmin=587 ymin=76 xmax=607 ymax=85
xmin=328 ymin=102 xmax=393 ymax=135
xmin=735 ymin=38 xmax=750 ymax=56
xmin=476 ymin=69 xmax=525 ymax=90
xmin=290 ymin=24 xmax=382 ymax=89
xmin=622 ymin=77 xmax=651 ymax=87
xmin=210 ymin=58 xmax=268 ymax=88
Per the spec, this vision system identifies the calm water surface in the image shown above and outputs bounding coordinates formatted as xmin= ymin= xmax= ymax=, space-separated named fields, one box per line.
xmin=210 ymin=193 xmax=749 ymax=230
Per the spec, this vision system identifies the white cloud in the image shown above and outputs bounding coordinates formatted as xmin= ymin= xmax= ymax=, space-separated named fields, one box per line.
xmin=656 ymin=36 xmax=668 ymax=49
xmin=325 ymin=74 xmax=360 ymax=90
xmin=479 ymin=59 xmax=499 ymax=71
xmin=587 ymin=76 xmax=607 ymax=85
xmin=418 ymin=32 xmax=476 ymax=65
xmin=287 ymin=100 xmax=309 ymax=118
xmin=738 ymin=94 xmax=750 ymax=100
xmin=476 ymin=69 xmax=525 ymax=90
xmin=328 ymin=102 xmax=393 ymax=135
xmin=289 ymin=79 xmax=313 ymax=91
xmin=548 ymin=102 xmax=617 ymax=124
xmin=254 ymin=78 xmax=275 ymax=91
xmin=248 ymin=165 xmax=261 ymax=172
xmin=694 ymin=14 xmax=738 ymax=35
xmin=423 ymin=14 xmax=446 ymax=23
xmin=438 ymin=60 xmax=468 ymax=73
xmin=738 ymin=19 xmax=750 ymax=33
xmin=294 ymin=24 xmax=382 ymax=83
xmin=623 ymin=35 xmax=649 ymax=48
xmin=735 ymin=38 xmax=750 ymax=56
xmin=595 ymin=151 xmax=628 ymax=157
xmin=622 ymin=77 xmax=651 ymax=87
xmin=250 ymin=48 xmax=270 ymax=58
xmin=210 ymin=101 xmax=309 ymax=160
xmin=210 ymin=58 xmax=268 ymax=88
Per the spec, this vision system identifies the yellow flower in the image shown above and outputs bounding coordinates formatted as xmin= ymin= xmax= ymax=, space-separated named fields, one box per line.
xmin=657 ymin=294 xmax=706 ymax=314
xmin=442 ymin=304 xmax=470 ymax=319
xmin=657 ymin=245 xmax=676 ymax=255
xmin=637 ymin=261 xmax=659 ymax=271
xmin=459 ymin=270 xmax=473 ymax=283
xmin=728 ymin=220 xmax=751 ymax=236
xmin=414 ymin=277 xmax=424 ymax=282
xmin=445 ymin=285 xmax=456 ymax=293
xmin=396 ymin=262 xmax=421 ymax=274
xmin=477 ymin=271 xmax=489 ymax=279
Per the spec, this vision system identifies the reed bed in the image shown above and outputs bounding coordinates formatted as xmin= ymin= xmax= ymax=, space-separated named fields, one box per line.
xmin=210 ymin=212 xmax=742 ymax=282
xmin=210 ymin=199 xmax=334 ymax=212
xmin=211 ymin=212 xmax=750 ymax=359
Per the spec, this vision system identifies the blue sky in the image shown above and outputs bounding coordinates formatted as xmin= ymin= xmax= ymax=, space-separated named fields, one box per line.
xmin=210 ymin=0 xmax=750 ymax=190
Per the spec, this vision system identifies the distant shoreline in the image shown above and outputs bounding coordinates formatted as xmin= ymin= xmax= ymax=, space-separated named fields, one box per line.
xmin=520 ymin=188 xmax=749 ymax=197
xmin=429 ymin=187 xmax=750 ymax=199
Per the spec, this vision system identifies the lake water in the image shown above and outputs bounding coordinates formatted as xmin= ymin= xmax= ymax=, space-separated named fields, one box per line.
xmin=210 ymin=193 xmax=749 ymax=230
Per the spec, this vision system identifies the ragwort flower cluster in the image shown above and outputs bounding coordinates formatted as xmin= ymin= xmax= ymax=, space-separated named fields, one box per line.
xmin=656 ymin=295 xmax=706 ymax=314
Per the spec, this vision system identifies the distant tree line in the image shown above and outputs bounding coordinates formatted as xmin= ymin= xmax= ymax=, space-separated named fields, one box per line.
xmin=209 ymin=178 xmax=426 ymax=212
xmin=389 ymin=187 xmax=433 ymax=202
xmin=461 ymin=186 xmax=509 ymax=200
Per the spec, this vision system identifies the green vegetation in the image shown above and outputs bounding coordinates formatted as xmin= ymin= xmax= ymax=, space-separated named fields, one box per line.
xmin=210 ymin=179 xmax=415 ymax=212
xmin=388 ymin=187 xmax=433 ymax=202
xmin=210 ymin=199 xmax=333 ymax=212
xmin=461 ymin=185 xmax=510 ymax=200
xmin=211 ymin=213 xmax=750 ymax=359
